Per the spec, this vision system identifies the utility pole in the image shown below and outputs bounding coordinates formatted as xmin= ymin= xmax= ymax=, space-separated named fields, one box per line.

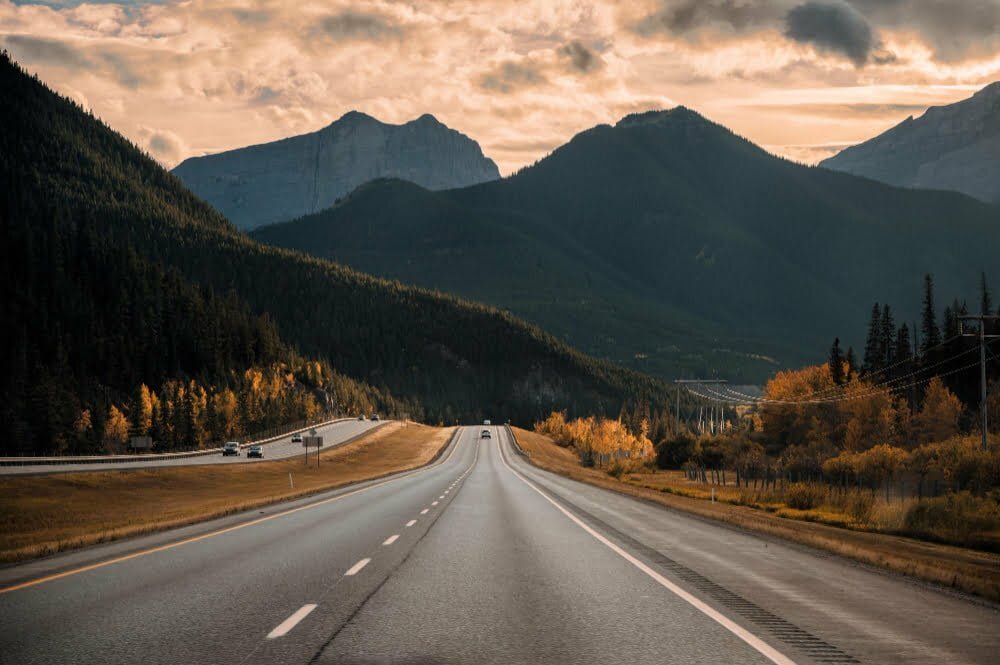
xmin=673 ymin=379 xmax=728 ymax=435
xmin=959 ymin=315 xmax=1000 ymax=451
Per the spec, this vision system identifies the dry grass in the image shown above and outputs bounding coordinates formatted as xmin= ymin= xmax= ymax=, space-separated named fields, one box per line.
xmin=0 ymin=422 xmax=454 ymax=563
xmin=513 ymin=427 xmax=1000 ymax=602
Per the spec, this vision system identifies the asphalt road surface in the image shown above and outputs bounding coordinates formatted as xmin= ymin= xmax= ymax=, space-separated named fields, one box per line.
xmin=0 ymin=418 xmax=383 ymax=475
xmin=1 ymin=426 xmax=996 ymax=664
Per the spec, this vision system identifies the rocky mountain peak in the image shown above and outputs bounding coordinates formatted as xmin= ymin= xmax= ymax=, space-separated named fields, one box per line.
xmin=173 ymin=112 xmax=500 ymax=230
xmin=820 ymin=82 xmax=1000 ymax=203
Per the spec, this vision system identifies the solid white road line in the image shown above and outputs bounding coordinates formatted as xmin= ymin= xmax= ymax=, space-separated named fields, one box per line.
xmin=420 ymin=509 xmax=429 ymax=514
xmin=267 ymin=604 xmax=317 ymax=639
xmin=383 ymin=535 xmax=399 ymax=546
xmin=497 ymin=436 xmax=798 ymax=665
xmin=345 ymin=558 xmax=371 ymax=576
xmin=406 ymin=519 xmax=417 ymax=527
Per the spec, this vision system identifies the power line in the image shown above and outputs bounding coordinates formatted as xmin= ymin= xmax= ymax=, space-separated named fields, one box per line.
xmin=718 ymin=343 xmax=982 ymax=405
xmin=690 ymin=351 xmax=991 ymax=407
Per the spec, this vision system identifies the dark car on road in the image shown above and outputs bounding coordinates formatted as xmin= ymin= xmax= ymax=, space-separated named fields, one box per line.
xmin=246 ymin=445 xmax=263 ymax=459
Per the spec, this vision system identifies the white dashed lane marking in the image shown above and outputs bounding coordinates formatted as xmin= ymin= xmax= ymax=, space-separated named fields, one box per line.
xmin=345 ymin=558 xmax=370 ymax=576
xmin=267 ymin=604 xmax=317 ymax=639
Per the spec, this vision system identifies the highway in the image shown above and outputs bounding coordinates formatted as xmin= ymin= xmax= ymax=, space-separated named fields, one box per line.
xmin=0 ymin=426 xmax=996 ymax=664
xmin=0 ymin=418 xmax=382 ymax=475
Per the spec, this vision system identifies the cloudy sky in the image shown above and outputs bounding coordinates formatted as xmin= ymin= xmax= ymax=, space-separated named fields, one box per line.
xmin=3 ymin=0 xmax=998 ymax=173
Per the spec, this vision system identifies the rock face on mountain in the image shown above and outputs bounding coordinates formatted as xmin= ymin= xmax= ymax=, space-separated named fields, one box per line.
xmin=820 ymin=82 xmax=1000 ymax=203
xmin=172 ymin=111 xmax=500 ymax=229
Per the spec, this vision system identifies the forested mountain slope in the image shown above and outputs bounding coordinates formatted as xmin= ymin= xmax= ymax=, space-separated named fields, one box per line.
xmin=0 ymin=53 xmax=669 ymax=453
xmin=253 ymin=108 xmax=1000 ymax=381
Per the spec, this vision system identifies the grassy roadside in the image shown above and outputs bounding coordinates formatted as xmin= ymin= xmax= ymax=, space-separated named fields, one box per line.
xmin=0 ymin=423 xmax=454 ymax=563
xmin=512 ymin=427 xmax=1000 ymax=602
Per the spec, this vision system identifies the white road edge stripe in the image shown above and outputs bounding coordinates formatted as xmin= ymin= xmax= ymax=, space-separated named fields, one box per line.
xmin=345 ymin=558 xmax=371 ymax=576
xmin=497 ymin=435 xmax=798 ymax=665
xmin=267 ymin=604 xmax=317 ymax=639
xmin=406 ymin=519 xmax=417 ymax=527
xmin=383 ymin=534 xmax=399 ymax=545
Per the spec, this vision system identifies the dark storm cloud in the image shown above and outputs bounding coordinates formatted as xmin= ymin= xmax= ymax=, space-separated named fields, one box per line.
xmin=632 ymin=0 xmax=996 ymax=65
xmin=3 ymin=34 xmax=89 ymax=68
xmin=3 ymin=34 xmax=146 ymax=87
xmin=479 ymin=61 xmax=546 ymax=93
xmin=230 ymin=9 xmax=272 ymax=26
xmin=851 ymin=0 xmax=1000 ymax=62
xmin=147 ymin=131 xmax=178 ymax=156
xmin=312 ymin=10 xmax=404 ymax=42
xmin=784 ymin=1 xmax=877 ymax=66
xmin=559 ymin=41 xmax=602 ymax=73
xmin=633 ymin=0 xmax=784 ymax=37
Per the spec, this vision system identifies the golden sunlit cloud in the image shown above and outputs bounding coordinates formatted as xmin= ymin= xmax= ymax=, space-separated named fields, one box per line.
xmin=1 ymin=0 xmax=996 ymax=172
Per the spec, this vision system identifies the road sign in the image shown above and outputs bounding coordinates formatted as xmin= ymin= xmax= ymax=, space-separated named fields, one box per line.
xmin=129 ymin=436 xmax=153 ymax=450
xmin=303 ymin=436 xmax=323 ymax=468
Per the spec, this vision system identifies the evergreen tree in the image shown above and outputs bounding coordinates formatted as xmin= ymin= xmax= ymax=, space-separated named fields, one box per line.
xmin=828 ymin=338 xmax=845 ymax=385
xmin=879 ymin=304 xmax=896 ymax=369
xmin=943 ymin=302 xmax=957 ymax=339
xmin=920 ymin=274 xmax=940 ymax=352
xmin=845 ymin=346 xmax=857 ymax=378
xmin=862 ymin=303 xmax=881 ymax=375
xmin=894 ymin=324 xmax=912 ymax=365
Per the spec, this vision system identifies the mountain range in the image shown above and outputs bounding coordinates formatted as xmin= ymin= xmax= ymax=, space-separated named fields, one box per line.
xmin=252 ymin=107 xmax=1000 ymax=382
xmin=822 ymin=82 xmax=1000 ymax=203
xmin=172 ymin=111 xmax=500 ymax=230
xmin=0 ymin=53 xmax=668 ymax=453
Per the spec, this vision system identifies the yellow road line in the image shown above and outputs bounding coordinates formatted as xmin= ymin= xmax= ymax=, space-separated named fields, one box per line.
xmin=0 ymin=428 xmax=465 ymax=595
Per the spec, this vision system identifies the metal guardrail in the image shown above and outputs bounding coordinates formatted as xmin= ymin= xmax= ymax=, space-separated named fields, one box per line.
xmin=0 ymin=416 xmax=351 ymax=467
xmin=504 ymin=423 xmax=528 ymax=457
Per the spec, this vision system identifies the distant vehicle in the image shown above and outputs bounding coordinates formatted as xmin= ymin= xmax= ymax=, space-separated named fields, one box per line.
xmin=246 ymin=445 xmax=263 ymax=459
xmin=357 ymin=414 xmax=366 ymax=420
xmin=371 ymin=414 xmax=380 ymax=421
xmin=222 ymin=441 xmax=240 ymax=456
xmin=291 ymin=433 xmax=303 ymax=444
xmin=483 ymin=419 xmax=491 ymax=425
xmin=481 ymin=429 xmax=491 ymax=439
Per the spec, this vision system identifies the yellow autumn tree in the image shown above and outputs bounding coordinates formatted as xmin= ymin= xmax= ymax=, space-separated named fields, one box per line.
xmin=103 ymin=405 xmax=130 ymax=454
xmin=133 ymin=383 xmax=154 ymax=435
xmin=915 ymin=378 xmax=963 ymax=444
xmin=211 ymin=388 xmax=241 ymax=439
xmin=760 ymin=364 xmax=838 ymax=449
